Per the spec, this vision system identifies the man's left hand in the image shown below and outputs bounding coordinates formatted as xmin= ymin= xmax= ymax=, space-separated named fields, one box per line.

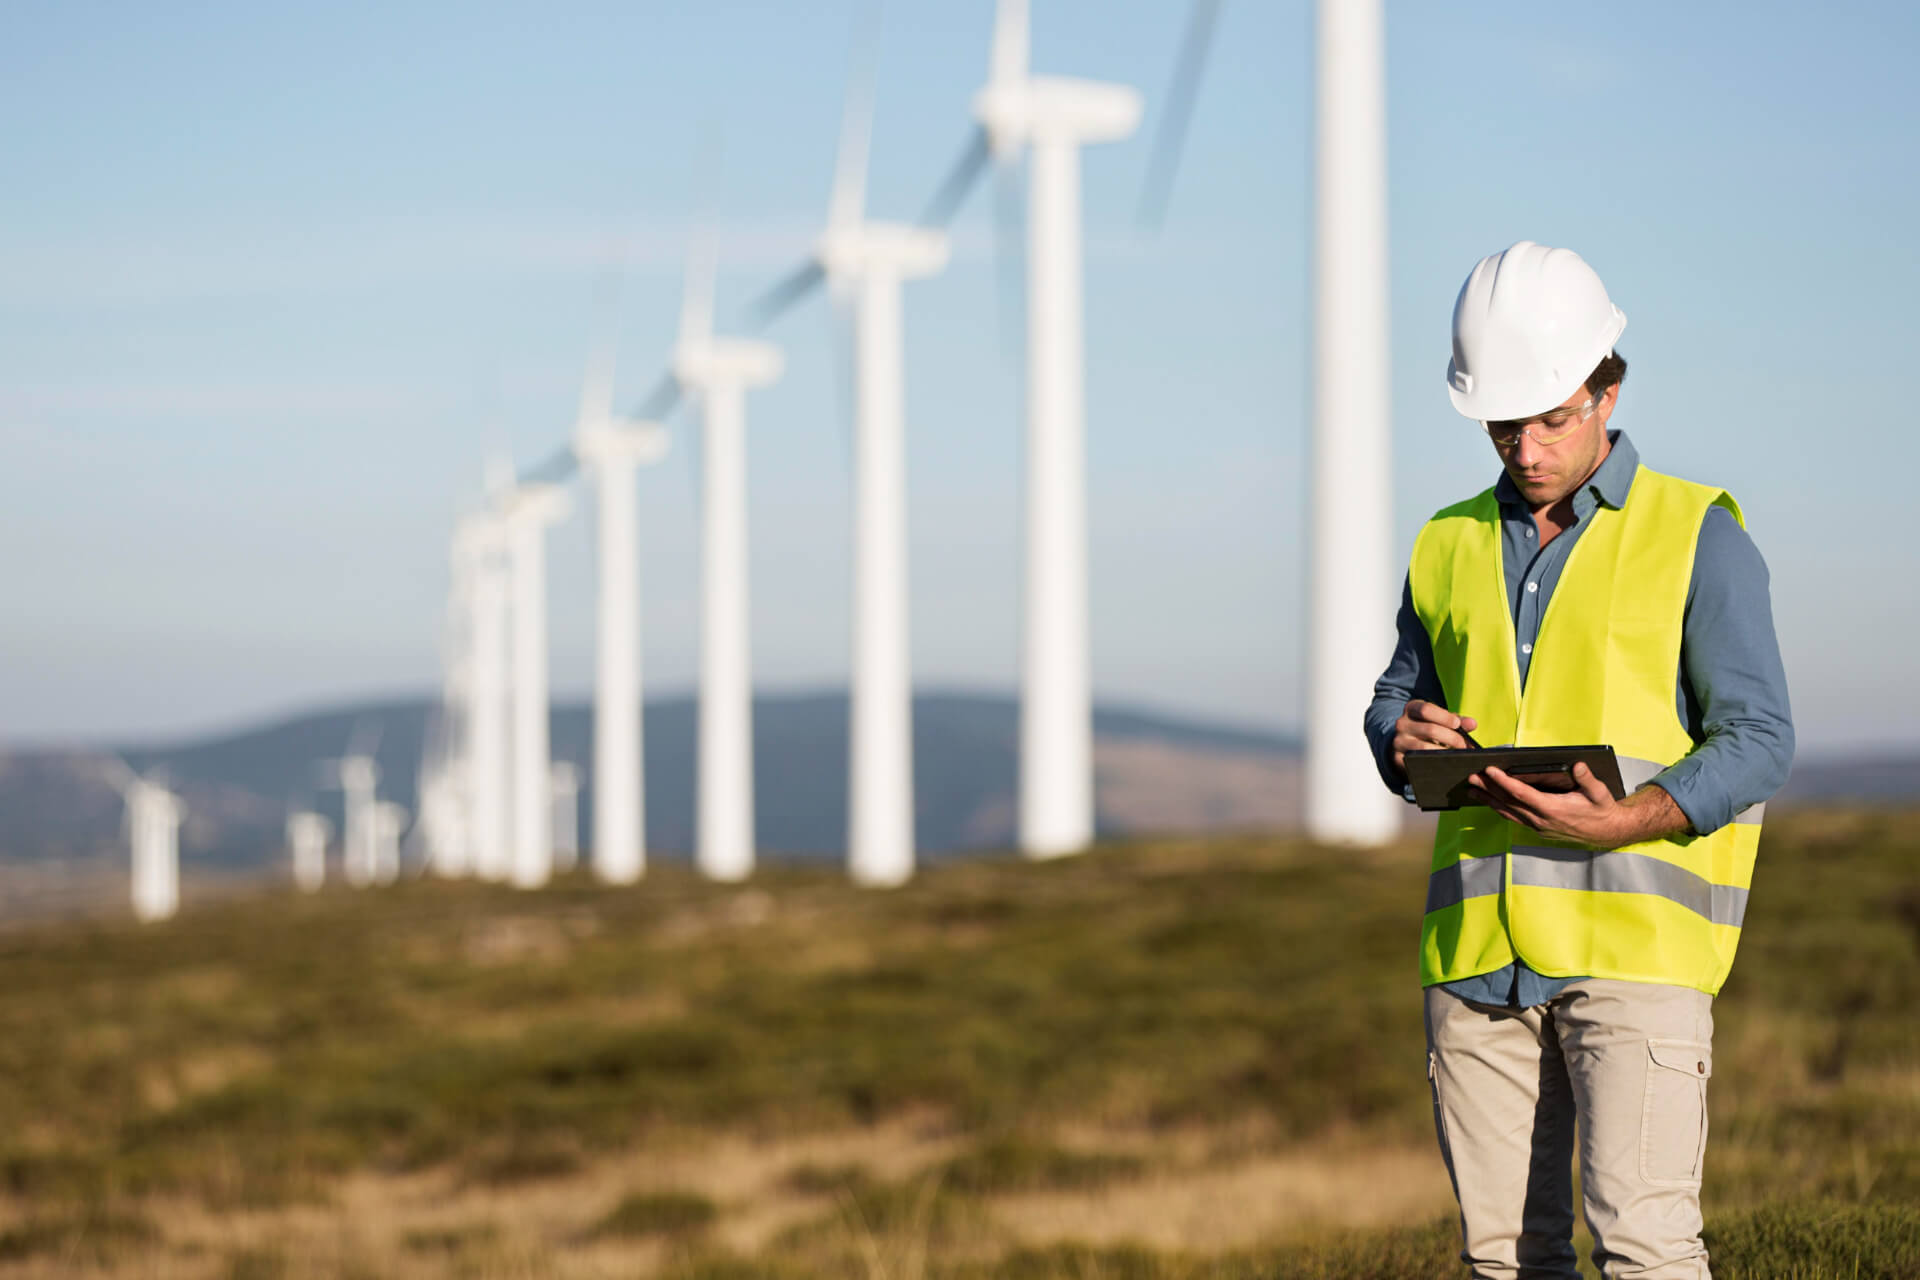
xmin=1468 ymin=762 xmax=1627 ymax=848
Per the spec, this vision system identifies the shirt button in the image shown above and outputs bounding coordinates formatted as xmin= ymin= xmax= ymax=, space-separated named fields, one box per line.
xmin=1521 ymin=643 xmax=1533 ymax=654
xmin=1526 ymin=582 xmax=1538 ymax=593
xmin=1524 ymin=527 xmax=1536 ymax=538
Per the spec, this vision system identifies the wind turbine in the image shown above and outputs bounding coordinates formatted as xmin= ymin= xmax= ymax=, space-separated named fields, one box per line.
xmin=321 ymin=725 xmax=381 ymax=888
xmin=550 ymin=760 xmax=581 ymax=870
xmin=459 ymin=500 xmax=513 ymax=882
xmin=921 ymin=0 xmax=1141 ymax=859
xmin=635 ymin=237 xmax=784 ymax=883
xmin=417 ymin=535 xmax=477 ymax=879
xmin=1124 ymin=0 xmax=1395 ymax=844
xmin=751 ymin=13 xmax=948 ymax=888
xmin=1305 ymin=0 xmax=1398 ymax=846
xmin=286 ymin=810 xmax=330 ymax=893
xmin=370 ymin=801 xmax=408 ymax=883
xmin=568 ymin=300 xmax=669 ymax=886
xmin=107 ymin=760 xmax=182 ymax=922
xmin=497 ymin=480 xmax=570 ymax=889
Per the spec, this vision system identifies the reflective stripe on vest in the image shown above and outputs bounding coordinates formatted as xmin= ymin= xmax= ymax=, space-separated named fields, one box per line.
xmin=1407 ymin=464 xmax=1762 ymax=996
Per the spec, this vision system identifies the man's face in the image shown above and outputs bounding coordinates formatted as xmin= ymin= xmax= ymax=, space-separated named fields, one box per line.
xmin=1488 ymin=382 xmax=1619 ymax=507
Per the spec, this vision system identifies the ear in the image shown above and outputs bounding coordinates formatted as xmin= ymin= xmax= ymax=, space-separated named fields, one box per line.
xmin=1596 ymin=381 xmax=1620 ymax=422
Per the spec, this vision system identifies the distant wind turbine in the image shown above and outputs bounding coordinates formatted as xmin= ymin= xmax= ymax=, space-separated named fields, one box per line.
xmin=107 ymin=760 xmax=183 ymax=922
xmin=550 ymin=760 xmax=581 ymax=870
xmin=751 ymin=6 xmax=948 ymax=888
xmin=460 ymin=496 xmax=514 ymax=882
xmin=567 ymin=285 xmax=670 ymax=886
xmin=920 ymin=0 xmax=1142 ymax=859
xmin=635 ymin=234 xmax=784 ymax=883
xmin=287 ymin=810 xmax=330 ymax=893
xmin=322 ymin=725 xmax=382 ymax=888
xmin=497 ymin=481 xmax=570 ymax=889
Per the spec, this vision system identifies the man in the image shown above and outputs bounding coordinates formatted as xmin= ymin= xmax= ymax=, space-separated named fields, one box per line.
xmin=1364 ymin=241 xmax=1793 ymax=1279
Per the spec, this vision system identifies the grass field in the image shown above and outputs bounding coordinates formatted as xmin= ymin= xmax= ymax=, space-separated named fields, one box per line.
xmin=1 ymin=809 xmax=1916 ymax=1277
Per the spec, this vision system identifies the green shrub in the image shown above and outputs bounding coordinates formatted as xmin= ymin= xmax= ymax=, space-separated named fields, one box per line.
xmin=593 ymin=1189 xmax=719 ymax=1239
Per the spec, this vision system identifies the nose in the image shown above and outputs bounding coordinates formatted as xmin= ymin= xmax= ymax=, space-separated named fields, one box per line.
xmin=1510 ymin=431 xmax=1542 ymax=468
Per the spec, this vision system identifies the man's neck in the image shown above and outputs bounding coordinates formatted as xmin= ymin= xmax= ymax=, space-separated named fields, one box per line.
xmin=1530 ymin=435 xmax=1612 ymax=545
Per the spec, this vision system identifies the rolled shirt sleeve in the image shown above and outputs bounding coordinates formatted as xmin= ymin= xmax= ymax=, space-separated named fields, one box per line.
xmin=1651 ymin=505 xmax=1796 ymax=835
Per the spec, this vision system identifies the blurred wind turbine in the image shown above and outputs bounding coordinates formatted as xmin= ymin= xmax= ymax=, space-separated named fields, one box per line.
xmin=369 ymin=801 xmax=407 ymax=884
xmin=498 ymin=480 xmax=570 ymax=889
xmin=919 ymin=0 xmax=1141 ymax=859
xmin=287 ymin=810 xmax=330 ymax=893
xmin=636 ymin=233 xmax=783 ymax=883
xmin=550 ymin=761 xmax=581 ymax=870
xmin=751 ymin=4 xmax=948 ymax=888
xmin=1306 ymin=0 xmax=1398 ymax=846
xmin=566 ymin=279 xmax=671 ymax=886
xmin=461 ymin=487 xmax=514 ymax=882
xmin=106 ymin=759 xmax=182 ymax=921
xmin=321 ymin=724 xmax=381 ymax=888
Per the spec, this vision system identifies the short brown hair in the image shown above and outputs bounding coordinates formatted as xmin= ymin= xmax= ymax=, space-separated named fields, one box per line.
xmin=1585 ymin=351 xmax=1627 ymax=397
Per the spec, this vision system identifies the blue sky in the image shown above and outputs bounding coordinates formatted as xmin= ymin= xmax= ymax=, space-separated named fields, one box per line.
xmin=3 ymin=1 xmax=1915 ymax=753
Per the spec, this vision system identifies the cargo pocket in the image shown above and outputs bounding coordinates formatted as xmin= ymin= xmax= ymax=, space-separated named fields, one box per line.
xmin=1641 ymin=1038 xmax=1711 ymax=1187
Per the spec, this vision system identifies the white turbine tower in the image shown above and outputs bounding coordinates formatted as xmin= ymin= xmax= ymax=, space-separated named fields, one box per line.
xmin=498 ymin=480 xmax=570 ymax=889
xmin=109 ymin=762 xmax=182 ymax=922
xmin=418 ymin=533 xmax=477 ymax=879
xmin=370 ymin=801 xmax=407 ymax=883
xmin=923 ymin=0 xmax=1141 ymax=859
xmin=569 ymin=317 xmax=669 ymax=885
xmin=637 ymin=239 xmax=783 ymax=883
xmin=1306 ymin=0 xmax=1398 ymax=846
xmin=322 ymin=728 xmax=381 ymax=888
xmin=550 ymin=761 xmax=581 ymax=870
xmin=287 ymin=810 xmax=330 ymax=893
xmin=460 ymin=504 xmax=513 ymax=882
xmin=751 ymin=23 xmax=949 ymax=888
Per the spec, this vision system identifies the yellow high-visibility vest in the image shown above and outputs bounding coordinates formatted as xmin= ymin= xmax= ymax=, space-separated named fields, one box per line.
xmin=1407 ymin=464 xmax=1764 ymax=996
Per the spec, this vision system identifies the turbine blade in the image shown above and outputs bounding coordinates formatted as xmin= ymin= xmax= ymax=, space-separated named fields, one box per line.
xmin=577 ymin=257 xmax=626 ymax=431
xmin=990 ymin=0 xmax=1028 ymax=87
xmin=680 ymin=229 xmax=716 ymax=345
xmin=1137 ymin=0 xmax=1223 ymax=230
xmin=633 ymin=372 xmax=682 ymax=422
xmin=829 ymin=0 xmax=884 ymax=231
xmin=994 ymin=156 xmax=1026 ymax=362
xmin=748 ymin=260 xmax=828 ymax=330
xmin=828 ymin=291 xmax=856 ymax=477
xmin=520 ymin=445 xmax=580 ymax=486
xmin=920 ymin=127 xmax=991 ymax=227
xmin=346 ymin=718 xmax=382 ymax=762
xmin=681 ymin=127 xmax=725 ymax=344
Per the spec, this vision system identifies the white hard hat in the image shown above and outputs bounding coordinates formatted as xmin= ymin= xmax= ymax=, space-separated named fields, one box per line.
xmin=1446 ymin=241 xmax=1627 ymax=421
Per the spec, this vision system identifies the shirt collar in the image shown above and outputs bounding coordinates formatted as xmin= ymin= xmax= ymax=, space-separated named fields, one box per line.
xmin=1494 ymin=430 xmax=1639 ymax=513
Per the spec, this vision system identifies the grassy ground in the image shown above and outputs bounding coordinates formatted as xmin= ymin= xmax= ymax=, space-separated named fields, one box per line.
xmin=0 ymin=810 xmax=1915 ymax=1277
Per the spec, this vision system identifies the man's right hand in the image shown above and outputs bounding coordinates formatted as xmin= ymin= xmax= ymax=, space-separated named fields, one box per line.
xmin=1391 ymin=700 xmax=1479 ymax=774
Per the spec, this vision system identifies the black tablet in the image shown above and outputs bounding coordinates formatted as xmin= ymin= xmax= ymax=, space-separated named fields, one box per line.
xmin=1402 ymin=745 xmax=1626 ymax=812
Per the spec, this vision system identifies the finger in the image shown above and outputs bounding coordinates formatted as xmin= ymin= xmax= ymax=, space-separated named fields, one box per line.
xmin=1458 ymin=715 xmax=1478 ymax=732
xmin=1573 ymin=761 xmax=1611 ymax=803
xmin=1412 ymin=702 xmax=1462 ymax=729
xmin=1482 ymin=767 xmax=1543 ymax=812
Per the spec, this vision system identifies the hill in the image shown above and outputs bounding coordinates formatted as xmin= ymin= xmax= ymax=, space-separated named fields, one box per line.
xmin=0 ymin=691 xmax=1300 ymax=875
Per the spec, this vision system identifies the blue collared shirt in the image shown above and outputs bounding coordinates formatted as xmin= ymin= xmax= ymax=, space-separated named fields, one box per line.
xmin=1363 ymin=431 xmax=1794 ymax=1007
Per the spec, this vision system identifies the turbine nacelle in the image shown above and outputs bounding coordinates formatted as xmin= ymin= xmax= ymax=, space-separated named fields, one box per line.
xmin=574 ymin=420 xmax=670 ymax=468
xmin=817 ymin=222 xmax=951 ymax=284
xmin=336 ymin=756 xmax=378 ymax=792
xmin=672 ymin=337 xmax=784 ymax=392
xmin=497 ymin=482 xmax=570 ymax=529
xmin=974 ymin=76 xmax=1143 ymax=149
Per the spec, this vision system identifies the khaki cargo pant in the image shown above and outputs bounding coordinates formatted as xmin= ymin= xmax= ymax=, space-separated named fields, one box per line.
xmin=1425 ymin=978 xmax=1714 ymax=1279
